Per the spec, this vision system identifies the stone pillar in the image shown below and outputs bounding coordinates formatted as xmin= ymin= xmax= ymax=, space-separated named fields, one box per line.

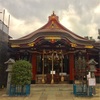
xmin=5 ymin=58 xmax=15 ymax=95
xmin=86 ymin=52 xmax=89 ymax=62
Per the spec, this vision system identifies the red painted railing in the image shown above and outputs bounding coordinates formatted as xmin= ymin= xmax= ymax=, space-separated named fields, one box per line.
xmin=74 ymin=68 xmax=100 ymax=77
xmin=95 ymin=68 xmax=100 ymax=76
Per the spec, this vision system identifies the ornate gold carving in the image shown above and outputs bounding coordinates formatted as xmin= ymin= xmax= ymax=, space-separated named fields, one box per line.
xmin=71 ymin=43 xmax=77 ymax=47
xmin=11 ymin=44 xmax=20 ymax=48
xmin=45 ymin=36 xmax=61 ymax=40
xmin=28 ymin=42 xmax=34 ymax=47
xmin=85 ymin=45 xmax=93 ymax=48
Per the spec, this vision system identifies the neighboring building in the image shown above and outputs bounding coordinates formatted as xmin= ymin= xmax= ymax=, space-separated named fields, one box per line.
xmin=0 ymin=20 xmax=9 ymax=87
xmin=9 ymin=12 xmax=100 ymax=84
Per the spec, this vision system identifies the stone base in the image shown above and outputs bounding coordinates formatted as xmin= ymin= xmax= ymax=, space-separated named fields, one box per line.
xmin=31 ymin=80 xmax=35 ymax=84
xmin=69 ymin=80 xmax=74 ymax=84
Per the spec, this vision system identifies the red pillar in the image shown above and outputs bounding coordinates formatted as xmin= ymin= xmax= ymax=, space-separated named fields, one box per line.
xmin=86 ymin=52 xmax=90 ymax=70
xmin=69 ymin=52 xmax=74 ymax=83
xmin=86 ymin=52 xmax=89 ymax=62
xmin=32 ymin=53 xmax=37 ymax=83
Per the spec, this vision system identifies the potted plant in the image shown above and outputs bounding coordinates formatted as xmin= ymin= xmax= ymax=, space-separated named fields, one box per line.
xmin=10 ymin=60 xmax=32 ymax=96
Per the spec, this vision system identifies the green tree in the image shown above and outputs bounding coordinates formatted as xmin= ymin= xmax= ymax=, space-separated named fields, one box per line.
xmin=11 ymin=60 xmax=32 ymax=86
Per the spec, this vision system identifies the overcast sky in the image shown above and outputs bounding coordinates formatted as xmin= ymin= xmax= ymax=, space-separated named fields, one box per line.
xmin=0 ymin=0 xmax=100 ymax=40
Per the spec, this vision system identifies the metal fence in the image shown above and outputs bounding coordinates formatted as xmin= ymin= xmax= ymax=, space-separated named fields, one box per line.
xmin=73 ymin=84 xmax=93 ymax=96
xmin=9 ymin=85 xmax=30 ymax=96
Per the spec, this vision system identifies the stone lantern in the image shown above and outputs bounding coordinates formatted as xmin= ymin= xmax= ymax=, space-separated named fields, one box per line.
xmin=87 ymin=59 xmax=98 ymax=78
xmin=87 ymin=59 xmax=98 ymax=95
xmin=5 ymin=58 xmax=15 ymax=94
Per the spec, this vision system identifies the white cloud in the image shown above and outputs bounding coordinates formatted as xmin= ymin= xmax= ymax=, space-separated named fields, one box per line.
xmin=94 ymin=4 xmax=100 ymax=14
xmin=59 ymin=4 xmax=99 ymax=40
xmin=9 ymin=14 xmax=43 ymax=39
xmin=0 ymin=9 xmax=44 ymax=39
xmin=60 ymin=10 xmax=72 ymax=30
xmin=59 ymin=7 xmax=87 ymax=38
xmin=59 ymin=5 xmax=80 ymax=31
xmin=0 ymin=1 xmax=99 ymax=40
xmin=86 ymin=23 xmax=98 ymax=39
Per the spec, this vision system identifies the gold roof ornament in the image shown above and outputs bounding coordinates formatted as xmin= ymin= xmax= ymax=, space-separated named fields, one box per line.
xmin=11 ymin=44 xmax=20 ymax=48
xmin=28 ymin=42 xmax=34 ymax=47
xmin=45 ymin=36 xmax=61 ymax=40
xmin=49 ymin=11 xmax=59 ymax=21
xmin=70 ymin=43 xmax=77 ymax=47
xmin=85 ymin=45 xmax=93 ymax=48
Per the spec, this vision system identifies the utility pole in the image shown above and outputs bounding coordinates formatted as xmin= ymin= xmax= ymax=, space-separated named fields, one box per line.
xmin=7 ymin=15 xmax=10 ymax=34
xmin=2 ymin=9 xmax=5 ymax=31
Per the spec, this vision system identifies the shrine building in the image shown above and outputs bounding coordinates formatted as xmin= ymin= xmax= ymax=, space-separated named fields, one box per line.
xmin=9 ymin=12 xmax=100 ymax=84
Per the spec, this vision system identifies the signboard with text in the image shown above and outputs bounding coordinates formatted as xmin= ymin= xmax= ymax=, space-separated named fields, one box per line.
xmin=50 ymin=71 xmax=55 ymax=74
xmin=88 ymin=78 xmax=96 ymax=86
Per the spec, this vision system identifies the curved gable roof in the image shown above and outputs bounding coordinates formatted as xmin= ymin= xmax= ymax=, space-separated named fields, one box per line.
xmin=10 ymin=12 xmax=94 ymax=46
xmin=17 ymin=12 xmax=86 ymax=41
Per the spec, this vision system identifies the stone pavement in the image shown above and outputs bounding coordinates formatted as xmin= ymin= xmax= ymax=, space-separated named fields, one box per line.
xmin=0 ymin=84 xmax=100 ymax=100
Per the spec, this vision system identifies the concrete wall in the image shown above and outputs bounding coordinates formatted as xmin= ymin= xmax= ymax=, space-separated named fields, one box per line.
xmin=0 ymin=29 xmax=9 ymax=88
